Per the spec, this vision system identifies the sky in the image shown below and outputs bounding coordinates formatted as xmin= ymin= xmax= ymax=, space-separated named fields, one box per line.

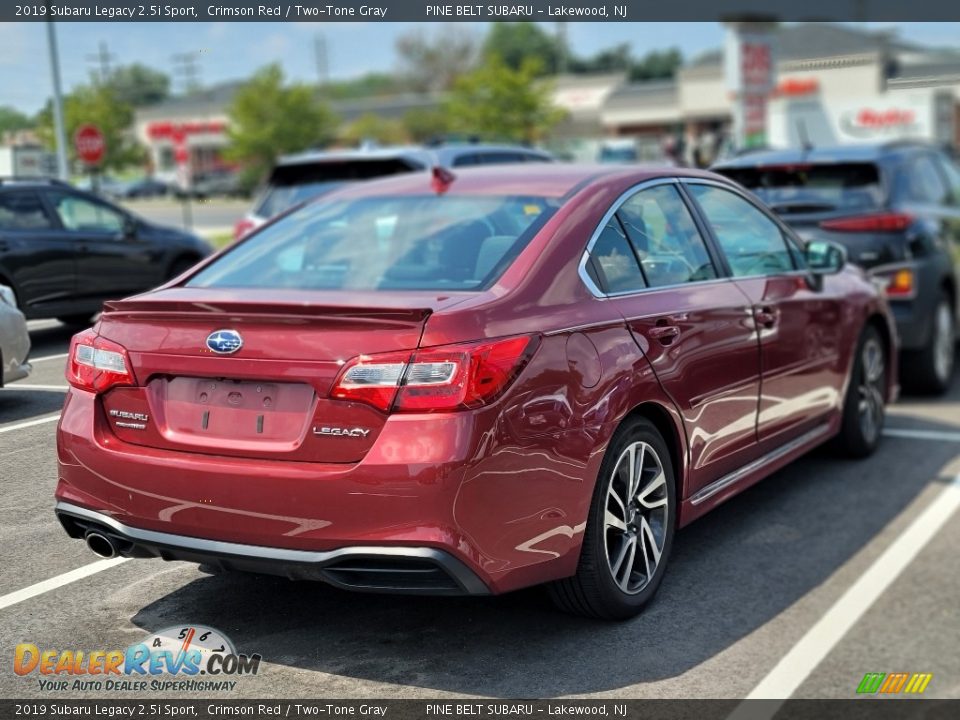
xmin=2 ymin=21 xmax=959 ymax=115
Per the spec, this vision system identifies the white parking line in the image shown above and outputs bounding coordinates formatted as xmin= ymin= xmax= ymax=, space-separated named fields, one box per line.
xmin=0 ymin=558 xmax=129 ymax=611
xmin=883 ymin=427 xmax=960 ymax=443
xmin=3 ymin=384 xmax=67 ymax=392
xmin=29 ymin=352 xmax=69 ymax=363
xmin=734 ymin=472 xmax=960 ymax=706
xmin=0 ymin=414 xmax=60 ymax=434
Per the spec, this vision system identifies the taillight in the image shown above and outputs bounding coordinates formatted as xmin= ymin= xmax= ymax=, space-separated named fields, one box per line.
xmin=872 ymin=267 xmax=915 ymax=298
xmin=66 ymin=329 xmax=135 ymax=393
xmin=233 ymin=218 xmax=256 ymax=240
xmin=819 ymin=212 xmax=913 ymax=233
xmin=330 ymin=335 xmax=538 ymax=413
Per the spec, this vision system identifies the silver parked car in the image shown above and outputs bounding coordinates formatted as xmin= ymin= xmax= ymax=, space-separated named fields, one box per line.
xmin=0 ymin=285 xmax=30 ymax=385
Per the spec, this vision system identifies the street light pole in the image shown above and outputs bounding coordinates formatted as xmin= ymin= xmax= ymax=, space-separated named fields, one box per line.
xmin=45 ymin=20 xmax=69 ymax=180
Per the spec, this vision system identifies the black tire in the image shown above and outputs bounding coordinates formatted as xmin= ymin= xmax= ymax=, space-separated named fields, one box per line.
xmin=548 ymin=416 xmax=676 ymax=620
xmin=836 ymin=325 xmax=887 ymax=459
xmin=901 ymin=291 xmax=955 ymax=396
xmin=57 ymin=314 xmax=95 ymax=327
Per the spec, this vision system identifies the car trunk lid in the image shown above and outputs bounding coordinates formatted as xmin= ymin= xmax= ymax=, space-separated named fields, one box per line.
xmin=96 ymin=288 xmax=467 ymax=462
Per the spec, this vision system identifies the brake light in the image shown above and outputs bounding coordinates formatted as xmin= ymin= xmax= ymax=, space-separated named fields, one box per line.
xmin=819 ymin=213 xmax=913 ymax=233
xmin=233 ymin=218 xmax=256 ymax=240
xmin=330 ymin=335 xmax=538 ymax=413
xmin=66 ymin=329 xmax=135 ymax=393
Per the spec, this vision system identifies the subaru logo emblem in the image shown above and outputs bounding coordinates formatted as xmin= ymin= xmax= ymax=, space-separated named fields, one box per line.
xmin=206 ymin=329 xmax=243 ymax=355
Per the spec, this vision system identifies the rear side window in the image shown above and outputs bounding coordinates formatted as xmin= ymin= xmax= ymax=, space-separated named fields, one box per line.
xmin=934 ymin=154 xmax=960 ymax=206
xmin=0 ymin=191 xmax=53 ymax=230
xmin=895 ymin=154 xmax=949 ymax=205
xmin=587 ymin=219 xmax=646 ymax=294
xmin=189 ymin=194 xmax=559 ymax=292
xmin=689 ymin=185 xmax=795 ymax=277
xmin=618 ymin=185 xmax=717 ymax=288
xmin=254 ymin=158 xmax=423 ymax=218
xmin=719 ymin=163 xmax=884 ymax=214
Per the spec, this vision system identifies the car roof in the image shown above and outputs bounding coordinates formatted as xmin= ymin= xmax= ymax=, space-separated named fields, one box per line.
xmin=316 ymin=164 xmax=726 ymax=200
xmin=0 ymin=177 xmax=73 ymax=190
xmin=712 ymin=141 xmax=943 ymax=170
xmin=276 ymin=144 xmax=552 ymax=168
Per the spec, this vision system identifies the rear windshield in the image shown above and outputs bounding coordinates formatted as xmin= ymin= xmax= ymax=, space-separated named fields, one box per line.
xmin=254 ymin=158 xmax=423 ymax=218
xmin=188 ymin=194 xmax=560 ymax=292
xmin=719 ymin=163 xmax=884 ymax=214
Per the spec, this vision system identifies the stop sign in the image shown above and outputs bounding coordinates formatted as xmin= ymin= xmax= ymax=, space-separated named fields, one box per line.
xmin=74 ymin=124 xmax=105 ymax=165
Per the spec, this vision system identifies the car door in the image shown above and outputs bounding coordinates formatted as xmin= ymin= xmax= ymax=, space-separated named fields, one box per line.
xmin=0 ymin=189 xmax=75 ymax=314
xmin=45 ymin=190 xmax=160 ymax=305
xmin=685 ymin=181 xmax=844 ymax=448
xmin=584 ymin=180 xmax=763 ymax=492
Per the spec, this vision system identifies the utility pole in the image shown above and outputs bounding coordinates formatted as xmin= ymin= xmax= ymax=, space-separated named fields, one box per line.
xmin=314 ymin=33 xmax=329 ymax=88
xmin=45 ymin=20 xmax=69 ymax=180
xmin=86 ymin=41 xmax=115 ymax=84
xmin=556 ymin=22 xmax=568 ymax=74
xmin=172 ymin=52 xmax=202 ymax=94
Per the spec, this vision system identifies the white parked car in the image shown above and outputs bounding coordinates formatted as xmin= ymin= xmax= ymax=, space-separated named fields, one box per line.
xmin=0 ymin=285 xmax=30 ymax=385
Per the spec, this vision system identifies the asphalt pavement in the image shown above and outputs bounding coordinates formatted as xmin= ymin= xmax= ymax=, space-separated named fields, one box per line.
xmin=1 ymin=319 xmax=958 ymax=700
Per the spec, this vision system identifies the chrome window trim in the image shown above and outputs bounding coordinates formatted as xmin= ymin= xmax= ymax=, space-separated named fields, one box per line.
xmin=577 ymin=176 xmax=682 ymax=299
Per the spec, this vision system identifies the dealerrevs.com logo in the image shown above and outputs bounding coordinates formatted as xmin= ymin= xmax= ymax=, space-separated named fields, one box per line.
xmin=14 ymin=625 xmax=261 ymax=693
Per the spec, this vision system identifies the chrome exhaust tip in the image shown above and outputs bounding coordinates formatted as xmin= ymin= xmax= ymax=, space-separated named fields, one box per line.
xmin=85 ymin=531 xmax=118 ymax=559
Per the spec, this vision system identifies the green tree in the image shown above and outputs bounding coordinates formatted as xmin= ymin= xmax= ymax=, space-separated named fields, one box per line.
xmin=568 ymin=43 xmax=633 ymax=74
xmin=105 ymin=64 xmax=170 ymax=107
xmin=445 ymin=55 xmax=565 ymax=144
xmin=36 ymin=84 xmax=144 ymax=171
xmin=629 ymin=48 xmax=683 ymax=81
xmin=341 ymin=113 xmax=408 ymax=146
xmin=395 ymin=26 xmax=479 ymax=93
xmin=482 ymin=23 xmax=563 ymax=75
xmin=225 ymin=64 xmax=339 ymax=186
xmin=0 ymin=106 xmax=33 ymax=138
xmin=402 ymin=108 xmax=451 ymax=144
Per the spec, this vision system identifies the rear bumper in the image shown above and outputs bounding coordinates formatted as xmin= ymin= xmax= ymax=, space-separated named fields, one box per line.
xmin=56 ymin=501 xmax=490 ymax=595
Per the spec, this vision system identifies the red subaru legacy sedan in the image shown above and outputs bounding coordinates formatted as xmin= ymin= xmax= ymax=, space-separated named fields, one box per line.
xmin=55 ymin=165 xmax=896 ymax=619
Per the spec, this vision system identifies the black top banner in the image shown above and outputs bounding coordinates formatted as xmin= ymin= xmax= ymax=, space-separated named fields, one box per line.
xmin=7 ymin=0 xmax=960 ymax=22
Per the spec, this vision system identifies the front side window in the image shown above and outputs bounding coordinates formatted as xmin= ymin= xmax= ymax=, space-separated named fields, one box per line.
xmin=49 ymin=193 xmax=125 ymax=233
xmin=689 ymin=184 xmax=795 ymax=277
xmin=0 ymin=191 xmax=53 ymax=231
xmin=617 ymin=184 xmax=718 ymax=288
xmin=188 ymin=194 xmax=559 ymax=292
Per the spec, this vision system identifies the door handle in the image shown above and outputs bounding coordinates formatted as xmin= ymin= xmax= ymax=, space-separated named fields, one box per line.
xmin=755 ymin=307 xmax=777 ymax=328
xmin=649 ymin=324 xmax=681 ymax=345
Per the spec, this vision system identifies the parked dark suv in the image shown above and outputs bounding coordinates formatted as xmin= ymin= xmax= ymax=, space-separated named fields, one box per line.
xmin=714 ymin=142 xmax=960 ymax=394
xmin=0 ymin=178 xmax=212 ymax=325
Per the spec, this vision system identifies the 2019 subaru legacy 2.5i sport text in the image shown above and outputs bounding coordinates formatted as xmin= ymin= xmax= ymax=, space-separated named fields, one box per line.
xmin=54 ymin=165 xmax=896 ymax=619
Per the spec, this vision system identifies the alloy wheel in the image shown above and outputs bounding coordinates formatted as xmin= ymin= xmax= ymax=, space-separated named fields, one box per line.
xmin=857 ymin=337 xmax=886 ymax=445
xmin=603 ymin=441 xmax=669 ymax=595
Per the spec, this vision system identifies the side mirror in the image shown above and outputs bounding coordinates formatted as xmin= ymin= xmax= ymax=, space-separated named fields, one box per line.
xmin=806 ymin=240 xmax=846 ymax=274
